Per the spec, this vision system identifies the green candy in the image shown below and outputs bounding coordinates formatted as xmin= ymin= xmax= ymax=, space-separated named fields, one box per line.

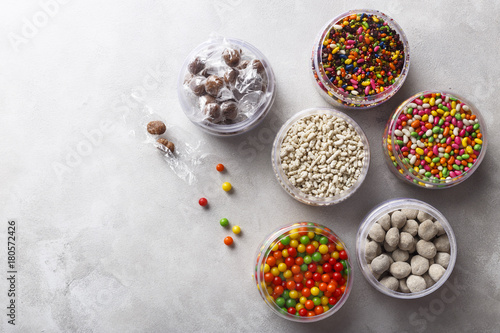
xmin=282 ymin=290 xmax=290 ymax=299
xmin=425 ymin=171 xmax=432 ymax=177
xmin=432 ymin=157 xmax=440 ymax=163
xmin=410 ymin=132 xmax=418 ymax=137
xmin=301 ymin=264 xmax=308 ymax=271
xmin=474 ymin=144 xmax=482 ymax=151
xmin=453 ymin=164 xmax=460 ymax=170
xmin=300 ymin=235 xmax=310 ymax=245
xmin=286 ymin=298 xmax=296 ymax=308
xmin=280 ymin=236 xmax=290 ymax=246
xmin=462 ymin=154 xmax=470 ymax=159
xmin=473 ymin=123 xmax=480 ymax=130
xmin=219 ymin=218 xmax=229 ymax=227
xmin=312 ymin=252 xmax=322 ymax=262
xmin=432 ymin=126 xmax=440 ymax=134
xmin=279 ymin=308 xmax=288 ymax=315
xmin=304 ymin=256 xmax=312 ymax=264
xmin=455 ymin=113 xmax=462 ymax=120
xmin=314 ymin=234 xmax=322 ymax=242
xmin=312 ymin=297 xmax=321 ymax=306
xmin=444 ymin=153 xmax=450 ymax=158
xmin=396 ymin=140 xmax=404 ymax=146
xmin=428 ymin=137 xmax=435 ymax=143
xmin=319 ymin=236 xmax=329 ymax=245
xmin=275 ymin=297 xmax=285 ymax=307
xmin=438 ymin=119 xmax=445 ymax=126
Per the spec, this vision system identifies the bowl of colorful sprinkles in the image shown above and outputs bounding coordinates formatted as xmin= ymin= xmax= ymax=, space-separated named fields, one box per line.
xmin=272 ymin=108 xmax=370 ymax=206
xmin=383 ymin=91 xmax=486 ymax=188
xmin=254 ymin=222 xmax=353 ymax=322
xmin=356 ymin=198 xmax=456 ymax=299
xmin=311 ymin=9 xmax=410 ymax=109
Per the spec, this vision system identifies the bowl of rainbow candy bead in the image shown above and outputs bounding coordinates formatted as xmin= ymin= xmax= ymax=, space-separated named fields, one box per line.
xmin=383 ymin=91 xmax=487 ymax=188
xmin=254 ymin=222 xmax=353 ymax=322
xmin=311 ymin=9 xmax=410 ymax=109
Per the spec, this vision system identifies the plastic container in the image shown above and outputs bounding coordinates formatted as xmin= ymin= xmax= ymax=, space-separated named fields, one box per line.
xmin=178 ymin=36 xmax=276 ymax=136
xmin=356 ymin=198 xmax=457 ymax=299
xmin=311 ymin=9 xmax=410 ymax=109
xmin=383 ymin=91 xmax=487 ymax=188
xmin=254 ymin=222 xmax=353 ymax=322
xmin=272 ymin=108 xmax=370 ymax=206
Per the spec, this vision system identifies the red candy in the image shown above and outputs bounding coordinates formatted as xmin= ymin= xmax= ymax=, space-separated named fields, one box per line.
xmin=198 ymin=198 xmax=208 ymax=206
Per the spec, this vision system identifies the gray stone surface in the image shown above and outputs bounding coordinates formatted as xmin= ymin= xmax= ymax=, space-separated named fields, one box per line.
xmin=1 ymin=0 xmax=500 ymax=332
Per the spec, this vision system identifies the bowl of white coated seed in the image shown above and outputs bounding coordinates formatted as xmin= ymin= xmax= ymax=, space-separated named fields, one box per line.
xmin=272 ymin=108 xmax=370 ymax=206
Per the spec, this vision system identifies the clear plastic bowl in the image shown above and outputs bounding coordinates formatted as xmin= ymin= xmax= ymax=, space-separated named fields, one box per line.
xmin=383 ymin=91 xmax=487 ymax=188
xmin=254 ymin=222 xmax=353 ymax=322
xmin=178 ymin=37 xmax=276 ymax=136
xmin=272 ymin=108 xmax=370 ymax=206
xmin=311 ymin=9 xmax=410 ymax=109
xmin=356 ymin=198 xmax=457 ymax=299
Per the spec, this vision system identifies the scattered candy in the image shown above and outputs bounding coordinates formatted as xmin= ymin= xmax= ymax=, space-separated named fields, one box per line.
xmin=198 ymin=198 xmax=208 ymax=207
xmin=224 ymin=236 xmax=234 ymax=246
xmin=232 ymin=225 xmax=241 ymax=234
xmin=216 ymin=163 xmax=225 ymax=172
xmin=279 ymin=112 xmax=367 ymax=199
xmin=222 ymin=182 xmax=232 ymax=192
xmin=364 ymin=207 xmax=451 ymax=293
xmin=385 ymin=92 xmax=485 ymax=187
xmin=257 ymin=222 xmax=351 ymax=318
xmin=220 ymin=218 xmax=229 ymax=227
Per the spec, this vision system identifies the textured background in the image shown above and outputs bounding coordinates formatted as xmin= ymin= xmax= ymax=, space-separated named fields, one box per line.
xmin=1 ymin=0 xmax=500 ymax=332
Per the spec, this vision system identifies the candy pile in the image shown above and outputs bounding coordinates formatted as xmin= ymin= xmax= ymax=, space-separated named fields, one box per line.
xmin=386 ymin=92 xmax=484 ymax=185
xmin=320 ymin=12 xmax=405 ymax=97
xmin=184 ymin=42 xmax=269 ymax=125
xmin=279 ymin=113 xmax=366 ymax=199
xmin=261 ymin=223 xmax=350 ymax=317
xmin=365 ymin=208 xmax=451 ymax=293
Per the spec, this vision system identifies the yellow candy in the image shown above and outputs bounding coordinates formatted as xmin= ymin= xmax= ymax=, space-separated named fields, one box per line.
xmin=336 ymin=244 xmax=344 ymax=251
xmin=311 ymin=241 xmax=319 ymax=248
xmin=318 ymin=244 xmax=329 ymax=254
xmin=272 ymin=244 xmax=279 ymax=251
xmin=281 ymin=249 xmax=289 ymax=258
xmin=290 ymin=240 xmax=299 ymax=248
xmin=416 ymin=148 xmax=424 ymax=155
xmin=283 ymin=270 xmax=293 ymax=279
xmin=429 ymin=97 xmax=435 ymax=106
xmin=297 ymin=244 xmax=306 ymax=253
xmin=316 ymin=266 xmax=323 ymax=274
xmin=264 ymin=264 xmax=270 ymax=273
xmin=222 ymin=182 xmax=232 ymax=191
xmin=424 ymin=157 xmax=432 ymax=164
xmin=321 ymin=296 xmax=329 ymax=305
xmin=462 ymin=138 xmax=468 ymax=148
xmin=289 ymin=290 xmax=298 ymax=299
xmin=422 ymin=114 xmax=429 ymax=121
xmin=271 ymin=267 xmax=280 ymax=276
xmin=332 ymin=47 xmax=340 ymax=54
xmin=466 ymin=146 xmax=473 ymax=154
xmin=290 ymin=231 xmax=299 ymax=239
xmin=278 ymin=263 xmax=287 ymax=272
xmin=307 ymin=232 xmax=315 ymax=239
xmin=300 ymin=296 xmax=307 ymax=304
xmin=332 ymin=251 xmax=340 ymax=259
xmin=475 ymin=138 xmax=483 ymax=144
xmin=311 ymin=287 xmax=320 ymax=296
xmin=345 ymin=59 xmax=352 ymax=65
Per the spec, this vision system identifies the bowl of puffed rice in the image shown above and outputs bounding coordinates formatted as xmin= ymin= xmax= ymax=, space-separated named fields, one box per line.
xmin=272 ymin=108 xmax=370 ymax=206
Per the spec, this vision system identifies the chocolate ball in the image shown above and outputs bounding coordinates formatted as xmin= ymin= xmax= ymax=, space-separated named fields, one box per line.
xmin=250 ymin=59 xmax=265 ymax=74
xmin=220 ymin=101 xmax=238 ymax=120
xmin=187 ymin=56 xmax=205 ymax=74
xmin=222 ymin=48 xmax=241 ymax=67
xmin=147 ymin=121 xmax=166 ymax=135
xmin=203 ymin=103 xmax=221 ymax=122
xmin=224 ymin=68 xmax=239 ymax=85
xmin=205 ymin=75 xmax=224 ymax=97
xmin=189 ymin=76 xmax=206 ymax=96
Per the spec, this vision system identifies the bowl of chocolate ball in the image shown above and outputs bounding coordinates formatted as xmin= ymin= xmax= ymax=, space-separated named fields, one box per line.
xmin=178 ymin=36 xmax=276 ymax=136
